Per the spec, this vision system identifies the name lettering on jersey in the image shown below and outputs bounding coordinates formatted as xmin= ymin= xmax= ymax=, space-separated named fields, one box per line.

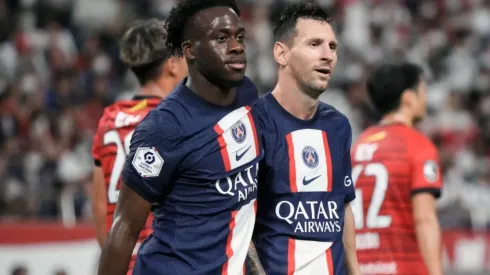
xmin=132 ymin=147 xmax=164 ymax=177
xmin=354 ymin=143 xmax=378 ymax=162
xmin=275 ymin=200 xmax=342 ymax=233
xmin=115 ymin=112 xmax=142 ymax=129
xmin=215 ymin=162 xmax=258 ymax=202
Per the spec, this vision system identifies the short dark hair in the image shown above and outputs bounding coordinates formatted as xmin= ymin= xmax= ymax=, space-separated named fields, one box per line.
xmin=366 ymin=62 xmax=424 ymax=116
xmin=119 ymin=19 xmax=169 ymax=85
xmin=11 ymin=265 xmax=27 ymax=275
xmin=165 ymin=0 xmax=241 ymax=57
xmin=273 ymin=1 xmax=333 ymax=44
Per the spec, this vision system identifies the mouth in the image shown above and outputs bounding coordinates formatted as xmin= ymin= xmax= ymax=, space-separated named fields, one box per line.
xmin=314 ymin=68 xmax=331 ymax=76
xmin=226 ymin=58 xmax=247 ymax=71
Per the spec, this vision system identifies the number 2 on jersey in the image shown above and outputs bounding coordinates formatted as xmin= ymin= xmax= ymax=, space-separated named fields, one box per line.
xmin=351 ymin=163 xmax=392 ymax=229
xmin=103 ymin=130 xmax=134 ymax=204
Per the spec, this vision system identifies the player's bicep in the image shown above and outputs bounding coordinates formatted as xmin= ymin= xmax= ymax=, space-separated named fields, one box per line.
xmin=92 ymin=167 xmax=106 ymax=206
xmin=412 ymin=192 xmax=438 ymax=223
xmin=411 ymin=143 xmax=442 ymax=198
xmin=112 ymin=181 xmax=152 ymax=236
xmin=121 ymin=116 xmax=183 ymax=203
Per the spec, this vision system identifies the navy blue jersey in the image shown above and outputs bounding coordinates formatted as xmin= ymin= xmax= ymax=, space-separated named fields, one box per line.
xmin=252 ymin=92 xmax=355 ymax=275
xmin=121 ymin=77 xmax=262 ymax=275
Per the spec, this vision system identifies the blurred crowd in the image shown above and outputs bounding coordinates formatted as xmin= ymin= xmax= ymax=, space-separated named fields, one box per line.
xmin=0 ymin=0 xmax=489 ymax=229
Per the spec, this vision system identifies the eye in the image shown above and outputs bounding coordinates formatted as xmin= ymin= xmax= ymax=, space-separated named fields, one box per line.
xmin=330 ymin=43 xmax=337 ymax=50
xmin=216 ymin=36 xmax=226 ymax=43
xmin=237 ymin=35 xmax=245 ymax=42
xmin=310 ymin=42 xmax=319 ymax=47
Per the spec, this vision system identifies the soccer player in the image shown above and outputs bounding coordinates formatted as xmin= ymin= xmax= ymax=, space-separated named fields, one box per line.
xmin=252 ymin=3 xmax=361 ymax=275
xmin=91 ymin=19 xmax=188 ymax=272
xmin=351 ymin=63 xmax=443 ymax=275
xmin=97 ymin=1 xmax=263 ymax=275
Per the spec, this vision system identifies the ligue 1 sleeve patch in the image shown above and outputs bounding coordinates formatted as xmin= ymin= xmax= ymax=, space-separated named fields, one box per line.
xmin=423 ymin=160 xmax=439 ymax=183
xmin=132 ymin=147 xmax=164 ymax=177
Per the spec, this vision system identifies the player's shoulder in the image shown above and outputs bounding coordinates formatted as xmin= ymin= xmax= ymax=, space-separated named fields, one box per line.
xmin=95 ymin=101 xmax=127 ymax=131
xmin=317 ymin=102 xmax=349 ymax=123
xmin=317 ymin=102 xmax=351 ymax=132
xmin=239 ymin=76 xmax=258 ymax=95
xmin=404 ymin=126 xmax=438 ymax=153
xmin=130 ymin=104 xmax=184 ymax=152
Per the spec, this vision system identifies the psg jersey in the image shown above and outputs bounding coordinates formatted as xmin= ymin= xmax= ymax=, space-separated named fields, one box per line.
xmin=252 ymin=92 xmax=356 ymax=275
xmin=121 ymin=77 xmax=262 ymax=275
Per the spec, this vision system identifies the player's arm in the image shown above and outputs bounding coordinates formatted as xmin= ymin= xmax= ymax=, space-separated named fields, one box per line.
xmin=413 ymin=193 xmax=442 ymax=275
xmin=97 ymin=113 xmax=182 ymax=275
xmin=343 ymin=202 xmax=361 ymax=275
xmin=91 ymin=166 xmax=108 ymax=247
xmin=246 ymin=242 xmax=265 ymax=275
xmin=91 ymin=126 xmax=108 ymax=248
xmin=97 ymin=183 xmax=151 ymax=275
xmin=411 ymin=140 xmax=443 ymax=275
xmin=340 ymin=120 xmax=361 ymax=275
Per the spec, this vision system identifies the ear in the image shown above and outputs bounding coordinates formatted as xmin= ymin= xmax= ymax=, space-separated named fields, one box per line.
xmin=400 ymin=89 xmax=417 ymax=108
xmin=182 ymin=41 xmax=195 ymax=61
xmin=163 ymin=57 xmax=177 ymax=76
xmin=273 ymin=41 xmax=289 ymax=66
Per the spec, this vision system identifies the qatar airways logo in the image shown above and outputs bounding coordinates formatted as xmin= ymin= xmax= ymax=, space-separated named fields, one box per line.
xmin=275 ymin=200 xmax=342 ymax=233
xmin=215 ymin=162 xmax=258 ymax=202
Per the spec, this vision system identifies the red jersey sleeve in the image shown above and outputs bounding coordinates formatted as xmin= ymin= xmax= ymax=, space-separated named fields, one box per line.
xmin=410 ymin=135 xmax=442 ymax=198
xmin=92 ymin=119 xmax=104 ymax=167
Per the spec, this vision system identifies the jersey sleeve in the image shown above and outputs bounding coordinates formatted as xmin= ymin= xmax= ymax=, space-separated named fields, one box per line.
xmin=339 ymin=118 xmax=356 ymax=203
xmin=121 ymin=110 xmax=184 ymax=203
xmin=411 ymin=137 xmax=443 ymax=198
xmin=91 ymin=120 xmax=104 ymax=167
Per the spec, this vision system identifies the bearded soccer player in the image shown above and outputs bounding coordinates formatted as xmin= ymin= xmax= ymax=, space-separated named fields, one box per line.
xmin=91 ymin=19 xmax=187 ymax=273
xmin=97 ymin=1 xmax=265 ymax=275
xmin=252 ymin=3 xmax=361 ymax=275
xmin=351 ymin=63 xmax=443 ymax=275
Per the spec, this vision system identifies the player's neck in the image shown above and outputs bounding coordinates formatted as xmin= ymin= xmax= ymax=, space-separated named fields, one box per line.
xmin=380 ymin=111 xmax=413 ymax=127
xmin=272 ymin=76 xmax=318 ymax=121
xmin=186 ymin=72 xmax=236 ymax=107
xmin=140 ymin=82 xmax=168 ymax=99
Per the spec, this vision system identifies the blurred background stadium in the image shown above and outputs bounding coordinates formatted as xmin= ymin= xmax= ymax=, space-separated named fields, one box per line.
xmin=0 ymin=0 xmax=489 ymax=274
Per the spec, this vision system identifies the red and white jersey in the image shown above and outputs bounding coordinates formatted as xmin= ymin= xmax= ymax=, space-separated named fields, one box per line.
xmin=91 ymin=95 xmax=161 ymax=272
xmin=351 ymin=123 xmax=443 ymax=275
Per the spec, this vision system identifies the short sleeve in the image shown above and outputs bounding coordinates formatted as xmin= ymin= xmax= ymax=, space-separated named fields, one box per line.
xmin=121 ymin=111 xmax=184 ymax=203
xmin=339 ymin=119 xmax=356 ymax=203
xmin=411 ymin=138 xmax=442 ymax=198
xmin=91 ymin=121 xmax=103 ymax=166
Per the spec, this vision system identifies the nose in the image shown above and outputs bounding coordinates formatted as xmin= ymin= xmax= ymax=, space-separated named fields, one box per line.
xmin=228 ymin=38 xmax=244 ymax=55
xmin=321 ymin=46 xmax=334 ymax=63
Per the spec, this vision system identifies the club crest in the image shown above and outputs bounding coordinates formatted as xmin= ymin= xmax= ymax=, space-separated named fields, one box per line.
xmin=302 ymin=146 xmax=319 ymax=169
xmin=231 ymin=121 xmax=247 ymax=143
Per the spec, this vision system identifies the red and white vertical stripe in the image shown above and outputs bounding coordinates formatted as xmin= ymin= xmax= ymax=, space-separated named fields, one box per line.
xmin=221 ymin=199 xmax=257 ymax=275
xmin=286 ymin=129 xmax=333 ymax=193
xmin=286 ymin=129 xmax=335 ymax=274
xmin=214 ymin=106 xmax=259 ymax=172
xmin=287 ymin=240 xmax=334 ymax=275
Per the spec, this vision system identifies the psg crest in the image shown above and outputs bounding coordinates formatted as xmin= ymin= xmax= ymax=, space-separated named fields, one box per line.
xmin=231 ymin=121 xmax=247 ymax=143
xmin=302 ymin=146 xmax=319 ymax=169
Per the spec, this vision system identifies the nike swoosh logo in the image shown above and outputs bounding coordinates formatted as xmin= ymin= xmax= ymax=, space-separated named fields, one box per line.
xmin=236 ymin=146 xmax=251 ymax=161
xmin=303 ymin=175 xmax=321 ymax=186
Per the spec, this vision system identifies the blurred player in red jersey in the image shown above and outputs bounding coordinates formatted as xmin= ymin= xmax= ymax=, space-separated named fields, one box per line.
xmin=90 ymin=19 xmax=187 ymax=273
xmin=351 ymin=63 xmax=443 ymax=275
